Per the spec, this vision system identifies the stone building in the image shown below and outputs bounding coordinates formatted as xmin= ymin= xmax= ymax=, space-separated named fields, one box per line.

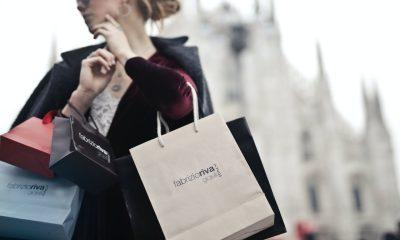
xmin=160 ymin=0 xmax=400 ymax=239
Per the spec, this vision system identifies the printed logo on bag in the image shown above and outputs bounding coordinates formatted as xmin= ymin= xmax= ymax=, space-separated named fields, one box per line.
xmin=173 ymin=163 xmax=222 ymax=188
xmin=7 ymin=182 xmax=48 ymax=196
xmin=78 ymin=132 xmax=111 ymax=163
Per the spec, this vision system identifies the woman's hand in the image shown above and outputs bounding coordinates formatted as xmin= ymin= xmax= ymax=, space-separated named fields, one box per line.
xmin=92 ymin=14 xmax=136 ymax=65
xmin=79 ymin=48 xmax=116 ymax=96
xmin=61 ymin=48 xmax=116 ymax=117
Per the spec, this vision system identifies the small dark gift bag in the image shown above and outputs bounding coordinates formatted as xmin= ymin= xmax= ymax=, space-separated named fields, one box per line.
xmin=49 ymin=102 xmax=117 ymax=194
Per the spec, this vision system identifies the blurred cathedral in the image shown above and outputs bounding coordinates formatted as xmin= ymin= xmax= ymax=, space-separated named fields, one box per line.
xmin=159 ymin=0 xmax=400 ymax=239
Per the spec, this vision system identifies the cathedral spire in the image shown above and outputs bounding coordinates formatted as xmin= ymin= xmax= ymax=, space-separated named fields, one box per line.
xmin=316 ymin=42 xmax=326 ymax=79
xmin=315 ymin=42 xmax=332 ymax=97
xmin=314 ymin=41 xmax=334 ymax=118
xmin=361 ymin=78 xmax=369 ymax=114
xmin=372 ymin=82 xmax=384 ymax=123
xmin=269 ymin=0 xmax=275 ymax=24
xmin=362 ymin=79 xmax=384 ymax=125
xmin=254 ymin=0 xmax=260 ymax=16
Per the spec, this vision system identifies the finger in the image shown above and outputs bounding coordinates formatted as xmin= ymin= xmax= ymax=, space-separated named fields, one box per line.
xmin=86 ymin=50 xmax=111 ymax=66
xmin=83 ymin=58 xmax=108 ymax=74
xmin=107 ymin=63 xmax=117 ymax=75
xmin=92 ymin=24 xmax=109 ymax=39
xmin=92 ymin=22 xmax=113 ymax=32
xmin=93 ymin=28 xmax=108 ymax=39
xmin=105 ymin=14 xmax=120 ymax=28
xmin=94 ymin=48 xmax=116 ymax=65
xmin=86 ymin=56 xmax=111 ymax=72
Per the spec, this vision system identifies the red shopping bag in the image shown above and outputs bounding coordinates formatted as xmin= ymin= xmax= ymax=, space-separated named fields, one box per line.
xmin=0 ymin=111 xmax=57 ymax=178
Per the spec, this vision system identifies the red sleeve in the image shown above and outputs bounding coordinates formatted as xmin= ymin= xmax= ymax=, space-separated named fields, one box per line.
xmin=124 ymin=56 xmax=197 ymax=120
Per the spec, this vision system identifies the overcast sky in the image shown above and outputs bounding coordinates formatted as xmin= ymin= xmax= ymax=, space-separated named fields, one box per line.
xmin=0 ymin=0 xmax=399 ymax=184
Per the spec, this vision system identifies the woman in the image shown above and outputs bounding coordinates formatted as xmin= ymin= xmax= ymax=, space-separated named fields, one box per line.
xmin=11 ymin=0 xmax=213 ymax=239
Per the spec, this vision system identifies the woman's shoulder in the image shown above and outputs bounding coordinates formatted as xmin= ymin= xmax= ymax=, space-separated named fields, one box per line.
xmin=148 ymin=51 xmax=177 ymax=67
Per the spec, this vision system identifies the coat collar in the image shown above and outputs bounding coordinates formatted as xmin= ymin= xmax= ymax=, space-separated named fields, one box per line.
xmin=60 ymin=36 xmax=189 ymax=68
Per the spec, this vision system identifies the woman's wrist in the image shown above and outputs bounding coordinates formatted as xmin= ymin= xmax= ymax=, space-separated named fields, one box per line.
xmin=75 ymin=85 xmax=98 ymax=100
xmin=61 ymin=87 xmax=96 ymax=117
xmin=118 ymin=50 xmax=137 ymax=66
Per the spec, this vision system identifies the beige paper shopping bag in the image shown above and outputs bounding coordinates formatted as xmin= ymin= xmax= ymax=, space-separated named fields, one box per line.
xmin=129 ymin=83 xmax=274 ymax=240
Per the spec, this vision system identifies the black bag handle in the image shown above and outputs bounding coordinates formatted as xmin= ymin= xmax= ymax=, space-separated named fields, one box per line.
xmin=67 ymin=100 xmax=100 ymax=132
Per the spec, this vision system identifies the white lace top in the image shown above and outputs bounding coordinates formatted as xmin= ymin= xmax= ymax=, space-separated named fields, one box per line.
xmin=88 ymin=88 xmax=122 ymax=137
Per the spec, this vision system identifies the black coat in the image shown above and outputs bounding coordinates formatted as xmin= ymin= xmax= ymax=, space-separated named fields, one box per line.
xmin=11 ymin=35 xmax=213 ymax=129
xmin=10 ymin=36 xmax=214 ymax=240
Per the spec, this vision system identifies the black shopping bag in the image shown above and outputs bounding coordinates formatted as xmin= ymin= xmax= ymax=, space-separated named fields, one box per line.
xmin=50 ymin=116 xmax=117 ymax=194
xmin=115 ymin=117 xmax=286 ymax=239
xmin=227 ymin=117 xmax=286 ymax=239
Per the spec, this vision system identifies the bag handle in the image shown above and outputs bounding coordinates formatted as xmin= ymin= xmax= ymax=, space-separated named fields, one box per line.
xmin=42 ymin=110 xmax=58 ymax=124
xmin=157 ymin=82 xmax=199 ymax=147
xmin=67 ymin=100 xmax=100 ymax=131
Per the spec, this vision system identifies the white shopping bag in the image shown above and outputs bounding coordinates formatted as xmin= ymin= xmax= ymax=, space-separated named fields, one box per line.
xmin=130 ymin=83 xmax=274 ymax=240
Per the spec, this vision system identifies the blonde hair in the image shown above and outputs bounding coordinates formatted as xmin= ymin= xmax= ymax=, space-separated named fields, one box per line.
xmin=137 ymin=0 xmax=180 ymax=25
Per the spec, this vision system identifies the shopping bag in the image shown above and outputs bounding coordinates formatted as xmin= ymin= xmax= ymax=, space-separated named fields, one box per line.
xmin=115 ymin=117 xmax=286 ymax=239
xmin=129 ymin=83 xmax=275 ymax=240
xmin=0 ymin=110 xmax=57 ymax=178
xmin=0 ymin=161 xmax=83 ymax=240
xmin=226 ymin=118 xmax=286 ymax=239
xmin=49 ymin=105 xmax=117 ymax=194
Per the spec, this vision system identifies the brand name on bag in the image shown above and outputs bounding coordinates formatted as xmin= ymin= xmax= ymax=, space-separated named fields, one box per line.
xmin=173 ymin=163 xmax=222 ymax=188
xmin=78 ymin=132 xmax=110 ymax=162
xmin=7 ymin=183 xmax=48 ymax=196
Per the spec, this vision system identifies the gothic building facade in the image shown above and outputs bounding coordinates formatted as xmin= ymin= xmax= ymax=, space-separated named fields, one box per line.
xmin=160 ymin=1 xmax=400 ymax=239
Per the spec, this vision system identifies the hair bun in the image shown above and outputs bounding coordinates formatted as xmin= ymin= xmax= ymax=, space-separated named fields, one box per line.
xmin=151 ymin=0 xmax=181 ymax=21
